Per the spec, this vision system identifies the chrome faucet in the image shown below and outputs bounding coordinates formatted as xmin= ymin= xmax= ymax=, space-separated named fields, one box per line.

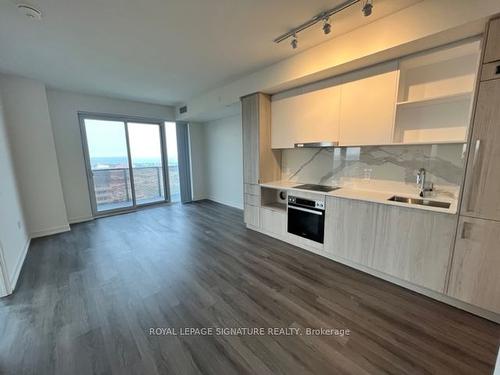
xmin=417 ymin=168 xmax=433 ymax=197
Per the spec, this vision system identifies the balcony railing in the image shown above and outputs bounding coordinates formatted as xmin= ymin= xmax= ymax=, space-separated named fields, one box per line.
xmin=92 ymin=167 xmax=165 ymax=210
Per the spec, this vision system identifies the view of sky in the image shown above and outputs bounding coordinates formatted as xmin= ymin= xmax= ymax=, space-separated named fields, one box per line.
xmin=84 ymin=119 xmax=178 ymax=165
xmin=85 ymin=119 xmax=128 ymax=158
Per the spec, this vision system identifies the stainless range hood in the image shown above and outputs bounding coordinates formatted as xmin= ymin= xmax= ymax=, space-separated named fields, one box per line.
xmin=294 ymin=141 xmax=338 ymax=148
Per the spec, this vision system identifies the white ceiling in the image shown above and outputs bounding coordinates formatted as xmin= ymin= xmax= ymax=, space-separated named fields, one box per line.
xmin=0 ymin=0 xmax=419 ymax=106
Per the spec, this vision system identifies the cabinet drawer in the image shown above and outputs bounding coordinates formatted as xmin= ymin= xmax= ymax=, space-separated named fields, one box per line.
xmin=244 ymin=193 xmax=260 ymax=206
xmin=244 ymin=204 xmax=260 ymax=227
xmin=260 ymin=207 xmax=286 ymax=236
xmin=244 ymin=183 xmax=261 ymax=196
xmin=480 ymin=61 xmax=500 ymax=82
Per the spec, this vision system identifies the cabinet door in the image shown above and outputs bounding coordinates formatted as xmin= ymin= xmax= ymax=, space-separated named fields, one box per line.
xmin=260 ymin=207 xmax=286 ymax=236
xmin=372 ymin=205 xmax=456 ymax=292
xmin=484 ymin=17 xmax=500 ymax=64
xmin=271 ymin=85 xmax=341 ymax=149
xmin=461 ymin=80 xmax=500 ymax=221
xmin=242 ymin=94 xmax=260 ymax=184
xmin=324 ymin=197 xmax=377 ymax=266
xmin=447 ymin=216 xmax=500 ymax=314
xmin=339 ymin=64 xmax=398 ymax=146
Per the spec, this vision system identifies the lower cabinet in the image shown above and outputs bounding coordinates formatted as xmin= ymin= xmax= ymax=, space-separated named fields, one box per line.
xmin=244 ymin=204 xmax=260 ymax=228
xmin=447 ymin=216 xmax=500 ymax=314
xmin=371 ymin=202 xmax=456 ymax=292
xmin=324 ymin=197 xmax=456 ymax=293
xmin=260 ymin=207 xmax=286 ymax=236
xmin=324 ymin=198 xmax=378 ymax=265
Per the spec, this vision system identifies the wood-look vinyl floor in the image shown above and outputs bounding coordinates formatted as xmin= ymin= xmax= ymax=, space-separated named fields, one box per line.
xmin=0 ymin=200 xmax=499 ymax=374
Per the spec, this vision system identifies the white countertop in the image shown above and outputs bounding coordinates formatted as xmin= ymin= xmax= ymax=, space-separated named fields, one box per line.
xmin=260 ymin=180 xmax=458 ymax=214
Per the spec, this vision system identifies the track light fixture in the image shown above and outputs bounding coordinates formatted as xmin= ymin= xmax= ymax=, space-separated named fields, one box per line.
xmin=362 ymin=0 xmax=373 ymax=17
xmin=322 ymin=17 xmax=331 ymax=35
xmin=274 ymin=0 xmax=374 ymax=49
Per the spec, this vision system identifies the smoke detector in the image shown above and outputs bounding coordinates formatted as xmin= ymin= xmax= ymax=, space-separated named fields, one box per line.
xmin=17 ymin=4 xmax=42 ymax=20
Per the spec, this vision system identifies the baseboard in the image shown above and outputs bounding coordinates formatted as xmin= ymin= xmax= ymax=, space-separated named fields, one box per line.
xmin=68 ymin=216 xmax=93 ymax=224
xmin=8 ymin=237 xmax=31 ymax=294
xmin=206 ymin=196 xmax=243 ymax=210
xmin=31 ymin=224 xmax=70 ymax=238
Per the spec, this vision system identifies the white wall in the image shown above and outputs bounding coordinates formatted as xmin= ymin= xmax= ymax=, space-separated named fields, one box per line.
xmin=0 ymin=74 xmax=69 ymax=238
xmin=187 ymin=116 xmax=244 ymax=209
xmin=188 ymin=122 xmax=207 ymax=201
xmin=46 ymin=89 xmax=175 ymax=223
xmin=0 ymin=87 xmax=30 ymax=295
xmin=203 ymin=115 xmax=243 ymax=209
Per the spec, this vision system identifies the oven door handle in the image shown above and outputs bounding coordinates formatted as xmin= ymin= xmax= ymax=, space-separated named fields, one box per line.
xmin=288 ymin=205 xmax=324 ymax=215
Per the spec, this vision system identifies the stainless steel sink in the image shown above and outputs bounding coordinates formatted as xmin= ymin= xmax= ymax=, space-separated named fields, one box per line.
xmin=388 ymin=196 xmax=451 ymax=209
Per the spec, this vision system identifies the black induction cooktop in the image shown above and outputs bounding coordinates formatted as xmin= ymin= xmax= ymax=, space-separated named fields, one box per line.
xmin=293 ymin=184 xmax=339 ymax=192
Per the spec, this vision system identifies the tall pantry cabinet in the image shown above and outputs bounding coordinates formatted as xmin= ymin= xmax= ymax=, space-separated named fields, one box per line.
xmin=241 ymin=93 xmax=281 ymax=227
xmin=447 ymin=17 xmax=500 ymax=314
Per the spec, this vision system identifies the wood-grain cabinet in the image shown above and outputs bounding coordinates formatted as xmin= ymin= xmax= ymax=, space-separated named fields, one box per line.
xmin=241 ymin=93 xmax=281 ymax=227
xmin=448 ymin=18 xmax=500 ymax=315
xmin=447 ymin=217 xmax=500 ymax=314
xmin=242 ymin=93 xmax=281 ymax=185
xmin=260 ymin=207 xmax=286 ymax=237
xmin=324 ymin=197 xmax=456 ymax=292
xmin=460 ymin=78 xmax=500 ymax=221
xmin=484 ymin=17 xmax=500 ymax=64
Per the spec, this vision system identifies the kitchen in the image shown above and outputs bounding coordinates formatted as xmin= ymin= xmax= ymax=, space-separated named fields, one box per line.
xmin=242 ymin=19 xmax=500 ymax=323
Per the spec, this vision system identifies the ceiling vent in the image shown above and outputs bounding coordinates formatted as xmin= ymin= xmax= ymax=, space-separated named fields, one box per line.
xmin=179 ymin=106 xmax=187 ymax=114
xmin=17 ymin=4 xmax=42 ymax=20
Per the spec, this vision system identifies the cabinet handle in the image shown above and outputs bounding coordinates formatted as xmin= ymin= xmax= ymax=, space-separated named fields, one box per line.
xmin=466 ymin=139 xmax=482 ymax=213
xmin=461 ymin=222 xmax=472 ymax=239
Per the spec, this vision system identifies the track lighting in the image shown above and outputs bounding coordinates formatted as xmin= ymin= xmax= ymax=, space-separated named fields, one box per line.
xmin=362 ymin=0 xmax=373 ymax=17
xmin=274 ymin=0 xmax=374 ymax=47
xmin=322 ymin=18 xmax=331 ymax=35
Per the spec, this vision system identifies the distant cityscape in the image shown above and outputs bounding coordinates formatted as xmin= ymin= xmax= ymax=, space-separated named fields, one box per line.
xmin=90 ymin=157 xmax=180 ymax=208
xmin=90 ymin=156 xmax=176 ymax=169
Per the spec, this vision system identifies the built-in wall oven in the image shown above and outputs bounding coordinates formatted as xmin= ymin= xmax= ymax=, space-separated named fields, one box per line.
xmin=287 ymin=195 xmax=325 ymax=243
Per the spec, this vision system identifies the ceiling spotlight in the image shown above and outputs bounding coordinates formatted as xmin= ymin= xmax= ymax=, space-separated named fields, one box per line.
xmin=362 ymin=0 xmax=373 ymax=17
xmin=17 ymin=4 xmax=42 ymax=19
xmin=291 ymin=34 xmax=298 ymax=49
xmin=322 ymin=17 xmax=332 ymax=35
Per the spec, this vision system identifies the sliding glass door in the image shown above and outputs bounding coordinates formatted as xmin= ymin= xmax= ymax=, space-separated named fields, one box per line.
xmin=80 ymin=115 xmax=169 ymax=216
xmin=128 ymin=122 xmax=166 ymax=205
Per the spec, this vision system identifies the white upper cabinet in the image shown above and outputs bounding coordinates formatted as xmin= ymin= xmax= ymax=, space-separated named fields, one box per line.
xmin=271 ymin=85 xmax=341 ymax=149
xmin=270 ymin=40 xmax=480 ymax=148
xmin=338 ymin=62 xmax=399 ymax=146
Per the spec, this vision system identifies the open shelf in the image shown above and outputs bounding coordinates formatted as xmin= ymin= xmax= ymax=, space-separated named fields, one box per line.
xmin=260 ymin=187 xmax=287 ymax=211
xmin=393 ymin=39 xmax=480 ymax=145
xmin=396 ymin=92 xmax=472 ymax=109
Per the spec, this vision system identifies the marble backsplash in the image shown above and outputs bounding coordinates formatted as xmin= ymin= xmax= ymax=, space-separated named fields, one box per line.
xmin=281 ymin=144 xmax=467 ymax=190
